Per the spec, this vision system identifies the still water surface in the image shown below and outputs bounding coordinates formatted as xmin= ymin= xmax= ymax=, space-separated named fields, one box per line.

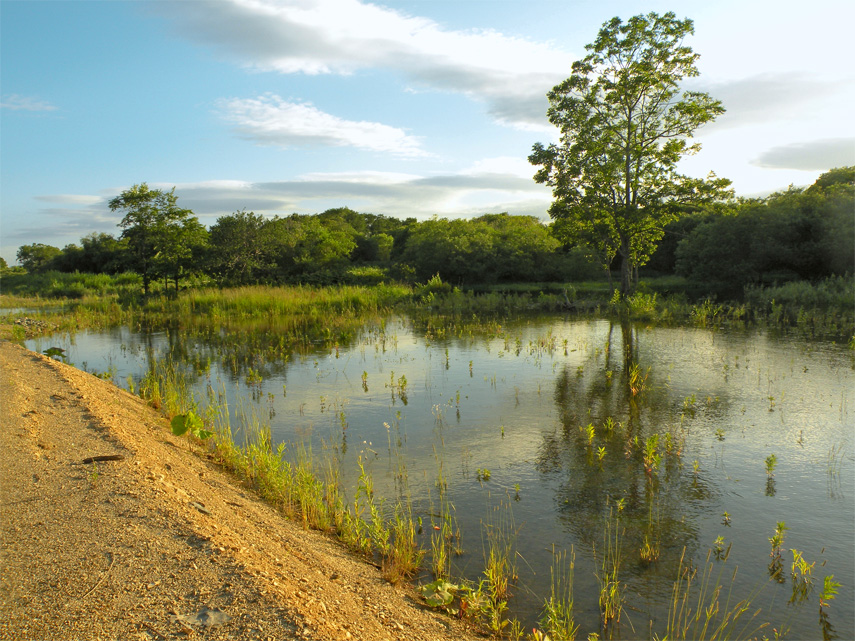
xmin=29 ymin=317 xmax=854 ymax=638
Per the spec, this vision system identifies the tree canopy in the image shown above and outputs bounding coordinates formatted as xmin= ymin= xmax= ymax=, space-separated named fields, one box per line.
xmin=109 ymin=184 xmax=200 ymax=294
xmin=530 ymin=11 xmax=731 ymax=296
xmin=16 ymin=243 xmax=62 ymax=273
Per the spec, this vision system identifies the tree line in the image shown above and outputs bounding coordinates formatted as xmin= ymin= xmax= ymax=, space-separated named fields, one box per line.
xmin=11 ymin=167 xmax=853 ymax=298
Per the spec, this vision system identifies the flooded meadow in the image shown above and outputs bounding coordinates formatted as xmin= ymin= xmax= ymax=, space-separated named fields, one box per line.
xmin=27 ymin=315 xmax=854 ymax=639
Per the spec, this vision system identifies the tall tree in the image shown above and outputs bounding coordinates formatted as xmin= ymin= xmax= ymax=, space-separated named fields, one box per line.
xmin=530 ymin=12 xmax=731 ymax=296
xmin=109 ymin=184 xmax=196 ymax=294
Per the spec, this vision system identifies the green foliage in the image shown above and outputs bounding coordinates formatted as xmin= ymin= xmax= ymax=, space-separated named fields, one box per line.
xmin=819 ymin=574 xmax=840 ymax=607
xmin=765 ymin=454 xmax=777 ymax=476
xmin=170 ymin=410 xmax=214 ymax=440
xmin=0 ymin=270 xmax=142 ymax=299
xmin=16 ymin=243 xmax=62 ymax=273
xmin=677 ymin=169 xmax=855 ymax=295
xmin=110 ymin=183 xmax=204 ymax=294
xmin=540 ymin=548 xmax=580 ymax=641
xmin=420 ymin=578 xmax=460 ymax=608
xmin=531 ymin=12 xmax=731 ymax=296
xmin=402 ymin=215 xmax=563 ymax=284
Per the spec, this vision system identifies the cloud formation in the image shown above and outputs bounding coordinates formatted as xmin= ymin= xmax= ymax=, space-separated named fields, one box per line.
xmin=0 ymin=94 xmax=57 ymax=111
xmin=165 ymin=163 xmax=551 ymax=221
xmin=752 ymin=138 xmax=855 ymax=170
xmin=217 ymin=94 xmax=430 ymax=156
xmin=690 ymin=73 xmax=839 ymax=132
xmin=34 ymin=194 xmax=103 ymax=205
xmin=156 ymin=0 xmax=572 ymax=129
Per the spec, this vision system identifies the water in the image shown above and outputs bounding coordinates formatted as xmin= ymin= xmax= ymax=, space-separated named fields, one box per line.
xmin=28 ymin=317 xmax=855 ymax=638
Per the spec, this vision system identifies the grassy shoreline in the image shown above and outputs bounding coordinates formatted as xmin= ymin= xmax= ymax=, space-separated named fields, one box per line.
xmin=2 ymin=274 xmax=852 ymax=343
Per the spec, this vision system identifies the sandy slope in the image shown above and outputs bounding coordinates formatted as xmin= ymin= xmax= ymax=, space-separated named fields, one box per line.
xmin=0 ymin=341 xmax=479 ymax=641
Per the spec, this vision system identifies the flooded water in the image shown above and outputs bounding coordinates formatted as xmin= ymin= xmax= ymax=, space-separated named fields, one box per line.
xmin=28 ymin=317 xmax=854 ymax=638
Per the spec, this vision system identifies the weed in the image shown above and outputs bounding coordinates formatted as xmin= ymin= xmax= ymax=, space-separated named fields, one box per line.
xmin=712 ymin=536 xmax=731 ymax=561
xmin=659 ymin=549 xmax=770 ymax=641
xmin=540 ymin=546 xmax=579 ymax=641
xmin=643 ymin=434 xmax=661 ymax=475
xmin=765 ymin=454 xmax=777 ymax=476
xmin=581 ymin=423 xmax=596 ymax=446
xmin=628 ymin=363 xmax=650 ymax=396
xmin=768 ymin=521 xmax=789 ymax=582
xmin=594 ymin=506 xmax=623 ymax=630
xmin=819 ymin=574 xmax=841 ymax=640
xmin=788 ymin=548 xmax=815 ymax=603
xmin=88 ymin=462 xmax=99 ymax=486
xmin=171 ymin=411 xmax=214 ymax=440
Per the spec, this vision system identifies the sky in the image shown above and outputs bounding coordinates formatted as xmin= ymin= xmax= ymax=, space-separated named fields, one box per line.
xmin=2 ymin=0 xmax=854 ymax=265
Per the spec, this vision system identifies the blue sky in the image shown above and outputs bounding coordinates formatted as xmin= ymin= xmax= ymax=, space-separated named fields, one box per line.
xmin=2 ymin=0 xmax=853 ymax=265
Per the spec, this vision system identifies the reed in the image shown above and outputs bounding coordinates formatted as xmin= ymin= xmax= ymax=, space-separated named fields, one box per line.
xmin=658 ymin=549 xmax=771 ymax=641
xmin=539 ymin=546 xmax=580 ymax=641
xmin=594 ymin=506 xmax=623 ymax=630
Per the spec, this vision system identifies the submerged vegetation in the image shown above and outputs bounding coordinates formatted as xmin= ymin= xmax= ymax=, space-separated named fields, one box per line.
xmin=51 ymin=295 xmax=842 ymax=640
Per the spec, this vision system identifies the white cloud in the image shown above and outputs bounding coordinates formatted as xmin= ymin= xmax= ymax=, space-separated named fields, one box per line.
xmin=161 ymin=165 xmax=552 ymax=221
xmin=297 ymin=170 xmax=421 ymax=184
xmin=460 ymin=156 xmax=537 ymax=179
xmin=217 ymin=94 xmax=430 ymax=157
xmin=691 ymin=73 xmax=841 ymax=132
xmin=156 ymin=0 xmax=573 ymax=129
xmin=34 ymin=194 xmax=103 ymax=205
xmin=752 ymin=138 xmax=855 ymax=170
xmin=0 ymin=94 xmax=58 ymax=111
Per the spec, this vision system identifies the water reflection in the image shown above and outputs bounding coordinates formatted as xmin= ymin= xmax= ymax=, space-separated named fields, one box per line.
xmin=542 ymin=320 xmax=729 ymax=632
xmin=25 ymin=316 xmax=855 ymax=639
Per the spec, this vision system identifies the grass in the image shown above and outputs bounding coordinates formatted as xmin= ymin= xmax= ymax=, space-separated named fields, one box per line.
xmin=539 ymin=546 xmax=580 ymax=641
xmin=657 ymin=549 xmax=774 ymax=641
xmin=4 ymin=274 xmax=852 ymax=344
xmin=594 ymin=505 xmax=624 ymax=631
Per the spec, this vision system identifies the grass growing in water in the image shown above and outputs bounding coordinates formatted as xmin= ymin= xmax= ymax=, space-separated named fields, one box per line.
xmin=658 ymin=549 xmax=775 ymax=641
xmin=539 ymin=546 xmax=580 ymax=641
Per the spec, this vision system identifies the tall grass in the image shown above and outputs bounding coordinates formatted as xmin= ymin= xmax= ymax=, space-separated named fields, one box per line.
xmin=658 ymin=550 xmax=773 ymax=641
xmin=136 ymin=355 xmax=424 ymax=584
xmin=540 ymin=546 xmax=580 ymax=641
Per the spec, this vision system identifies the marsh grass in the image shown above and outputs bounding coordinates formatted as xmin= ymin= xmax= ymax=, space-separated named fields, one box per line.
xmin=539 ymin=546 xmax=580 ymax=641
xmin=481 ymin=498 xmax=518 ymax=604
xmin=594 ymin=507 xmax=624 ymax=631
xmin=136 ymin=355 xmax=426 ymax=583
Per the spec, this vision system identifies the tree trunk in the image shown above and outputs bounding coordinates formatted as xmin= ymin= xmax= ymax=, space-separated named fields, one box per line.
xmin=619 ymin=237 xmax=632 ymax=298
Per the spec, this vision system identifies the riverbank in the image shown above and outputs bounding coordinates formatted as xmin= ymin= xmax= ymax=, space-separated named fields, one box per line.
xmin=0 ymin=340 xmax=479 ymax=641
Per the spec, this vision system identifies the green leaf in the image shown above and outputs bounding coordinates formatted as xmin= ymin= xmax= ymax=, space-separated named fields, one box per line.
xmin=171 ymin=411 xmax=203 ymax=437
xmin=420 ymin=579 xmax=458 ymax=608
xmin=171 ymin=414 xmax=190 ymax=436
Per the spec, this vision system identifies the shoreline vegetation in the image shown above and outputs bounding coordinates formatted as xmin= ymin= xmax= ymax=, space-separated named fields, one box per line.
xmin=1 ymin=273 xmax=852 ymax=343
xmin=1 ymin=276 xmax=852 ymax=640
